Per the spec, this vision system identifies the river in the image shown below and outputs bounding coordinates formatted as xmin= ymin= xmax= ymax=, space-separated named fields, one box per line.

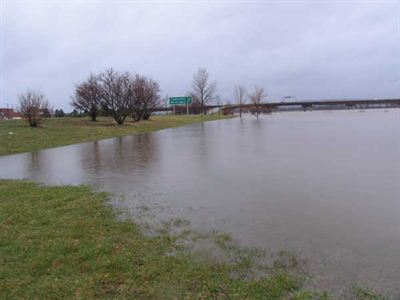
xmin=1 ymin=109 xmax=399 ymax=296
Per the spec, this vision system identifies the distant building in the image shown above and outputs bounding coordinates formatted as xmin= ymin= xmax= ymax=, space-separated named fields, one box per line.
xmin=0 ymin=108 xmax=22 ymax=120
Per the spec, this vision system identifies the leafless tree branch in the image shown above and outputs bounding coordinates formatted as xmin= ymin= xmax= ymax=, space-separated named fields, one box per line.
xmin=18 ymin=90 xmax=51 ymax=127
xmin=71 ymin=74 xmax=100 ymax=121
xmin=249 ymin=86 xmax=267 ymax=118
xmin=191 ymin=67 xmax=217 ymax=117
xmin=97 ymin=68 xmax=131 ymax=125
xmin=129 ymin=74 xmax=161 ymax=121
xmin=234 ymin=85 xmax=247 ymax=118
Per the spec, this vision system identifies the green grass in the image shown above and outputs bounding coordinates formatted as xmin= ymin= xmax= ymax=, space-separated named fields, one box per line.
xmin=0 ymin=179 xmax=316 ymax=299
xmin=0 ymin=115 xmax=231 ymax=156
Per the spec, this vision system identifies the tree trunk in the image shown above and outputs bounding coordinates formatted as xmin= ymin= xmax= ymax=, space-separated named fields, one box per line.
xmin=90 ymin=105 xmax=97 ymax=121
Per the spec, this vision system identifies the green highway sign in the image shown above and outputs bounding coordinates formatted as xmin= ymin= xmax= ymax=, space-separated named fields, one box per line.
xmin=169 ymin=96 xmax=192 ymax=105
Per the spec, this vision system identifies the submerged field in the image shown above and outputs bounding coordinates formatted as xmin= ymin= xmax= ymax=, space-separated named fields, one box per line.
xmin=0 ymin=180 xmax=388 ymax=299
xmin=0 ymin=115 xmax=230 ymax=156
xmin=0 ymin=179 xmax=315 ymax=299
xmin=0 ymin=111 xmax=395 ymax=299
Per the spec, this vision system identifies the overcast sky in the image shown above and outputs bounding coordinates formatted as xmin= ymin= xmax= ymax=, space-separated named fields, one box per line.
xmin=1 ymin=0 xmax=399 ymax=111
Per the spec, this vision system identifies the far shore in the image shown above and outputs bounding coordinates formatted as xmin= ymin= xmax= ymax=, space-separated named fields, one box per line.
xmin=0 ymin=114 xmax=231 ymax=156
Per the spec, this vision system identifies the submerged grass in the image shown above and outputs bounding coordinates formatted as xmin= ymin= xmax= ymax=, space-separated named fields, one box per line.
xmin=0 ymin=115 xmax=231 ymax=156
xmin=0 ymin=180 xmax=309 ymax=299
xmin=0 ymin=179 xmax=391 ymax=299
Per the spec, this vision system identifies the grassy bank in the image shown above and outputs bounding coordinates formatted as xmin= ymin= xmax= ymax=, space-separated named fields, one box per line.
xmin=0 ymin=179 xmax=318 ymax=299
xmin=0 ymin=115 xmax=230 ymax=156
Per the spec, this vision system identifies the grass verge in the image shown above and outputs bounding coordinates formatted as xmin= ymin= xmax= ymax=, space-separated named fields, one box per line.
xmin=0 ymin=115 xmax=231 ymax=156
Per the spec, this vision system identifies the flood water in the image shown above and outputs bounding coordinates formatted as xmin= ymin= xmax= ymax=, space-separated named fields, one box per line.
xmin=1 ymin=109 xmax=399 ymax=296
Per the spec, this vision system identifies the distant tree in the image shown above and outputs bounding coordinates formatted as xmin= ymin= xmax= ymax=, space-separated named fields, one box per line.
xmin=191 ymin=67 xmax=217 ymax=117
xmin=71 ymin=74 xmax=100 ymax=121
xmin=97 ymin=68 xmax=131 ymax=125
xmin=42 ymin=108 xmax=52 ymax=118
xmin=55 ymin=109 xmax=65 ymax=117
xmin=249 ymin=86 xmax=266 ymax=119
xmin=130 ymin=75 xmax=161 ymax=121
xmin=70 ymin=109 xmax=79 ymax=117
xmin=18 ymin=90 xmax=51 ymax=127
xmin=234 ymin=85 xmax=247 ymax=118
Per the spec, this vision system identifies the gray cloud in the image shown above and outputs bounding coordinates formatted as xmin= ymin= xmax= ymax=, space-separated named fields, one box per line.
xmin=1 ymin=0 xmax=399 ymax=110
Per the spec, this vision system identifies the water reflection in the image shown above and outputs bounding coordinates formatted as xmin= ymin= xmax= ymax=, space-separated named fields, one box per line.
xmin=0 ymin=109 xmax=399 ymax=296
xmin=80 ymin=134 xmax=159 ymax=175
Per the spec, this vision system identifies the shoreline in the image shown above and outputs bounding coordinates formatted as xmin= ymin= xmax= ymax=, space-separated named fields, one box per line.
xmin=0 ymin=114 xmax=232 ymax=156
xmin=0 ymin=179 xmax=391 ymax=299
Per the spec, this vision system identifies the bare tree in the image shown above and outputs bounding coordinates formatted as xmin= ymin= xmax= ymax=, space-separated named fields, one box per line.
xmin=191 ymin=67 xmax=217 ymax=117
xmin=18 ymin=90 xmax=51 ymax=127
xmin=130 ymin=75 xmax=161 ymax=121
xmin=234 ymin=85 xmax=247 ymax=118
xmin=141 ymin=77 xmax=161 ymax=120
xmin=97 ymin=68 xmax=131 ymax=125
xmin=130 ymin=75 xmax=144 ymax=121
xmin=71 ymin=74 xmax=100 ymax=121
xmin=249 ymin=86 xmax=267 ymax=119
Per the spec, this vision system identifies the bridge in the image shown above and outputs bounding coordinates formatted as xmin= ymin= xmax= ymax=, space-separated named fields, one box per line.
xmin=155 ymin=98 xmax=400 ymax=113
xmin=208 ymin=98 xmax=400 ymax=112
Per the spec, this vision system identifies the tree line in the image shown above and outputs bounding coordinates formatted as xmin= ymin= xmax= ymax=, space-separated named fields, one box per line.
xmin=166 ymin=67 xmax=268 ymax=118
xmin=17 ymin=67 xmax=267 ymax=127
xmin=71 ymin=69 xmax=161 ymax=124
xmin=234 ymin=85 xmax=267 ymax=119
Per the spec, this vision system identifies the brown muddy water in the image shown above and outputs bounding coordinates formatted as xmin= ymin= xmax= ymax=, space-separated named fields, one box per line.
xmin=1 ymin=109 xmax=399 ymax=296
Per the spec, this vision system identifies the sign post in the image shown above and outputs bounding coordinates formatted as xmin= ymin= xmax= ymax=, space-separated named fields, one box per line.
xmin=169 ymin=97 xmax=192 ymax=115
